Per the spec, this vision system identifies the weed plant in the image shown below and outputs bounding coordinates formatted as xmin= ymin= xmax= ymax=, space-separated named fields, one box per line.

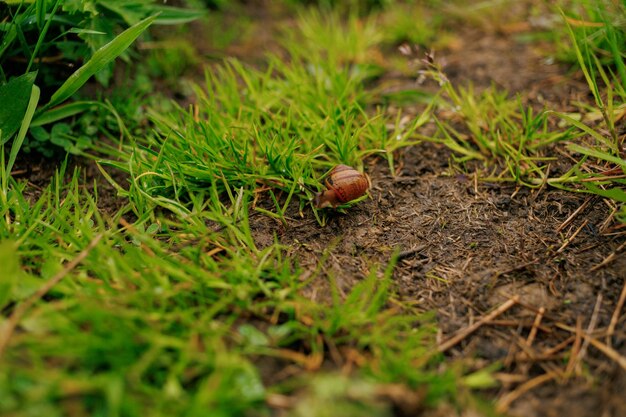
xmin=553 ymin=0 xmax=626 ymax=88
xmin=0 ymin=0 xmax=203 ymax=156
xmin=417 ymin=59 xmax=576 ymax=186
xmin=102 ymin=9 xmax=428 ymax=223
xmin=549 ymin=8 xmax=626 ymax=218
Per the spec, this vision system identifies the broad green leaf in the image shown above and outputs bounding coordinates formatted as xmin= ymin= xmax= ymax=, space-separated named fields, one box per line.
xmin=6 ymin=84 xmax=40 ymax=177
xmin=45 ymin=14 xmax=157 ymax=109
xmin=0 ymin=72 xmax=37 ymax=144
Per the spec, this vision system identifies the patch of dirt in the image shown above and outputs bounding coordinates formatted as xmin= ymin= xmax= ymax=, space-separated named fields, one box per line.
xmin=10 ymin=153 xmax=129 ymax=216
xmin=248 ymin=26 xmax=626 ymax=417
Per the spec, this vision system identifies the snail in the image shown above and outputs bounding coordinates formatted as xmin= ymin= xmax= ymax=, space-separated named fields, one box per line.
xmin=314 ymin=164 xmax=371 ymax=209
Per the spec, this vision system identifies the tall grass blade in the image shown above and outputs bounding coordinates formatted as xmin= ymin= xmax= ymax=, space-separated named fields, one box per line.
xmin=26 ymin=0 xmax=61 ymax=73
xmin=44 ymin=14 xmax=158 ymax=109
xmin=31 ymin=101 xmax=99 ymax=127
xmin=6 ymin=84 xmax=40 ymax=177
xmin=568 ymin=143 xmax=626 ymax=168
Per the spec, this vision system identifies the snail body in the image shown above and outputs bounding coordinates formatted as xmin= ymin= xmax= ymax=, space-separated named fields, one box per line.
xmin=314 ymin=164 xmax=370 ymax=208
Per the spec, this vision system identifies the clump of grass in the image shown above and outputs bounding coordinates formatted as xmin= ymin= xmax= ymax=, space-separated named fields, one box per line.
xmin=412 ymin=1 xmax=626 ymax=223
xmin=416 ymin=58 xmax=575 ymax=186
xmin=379 ymin=3 xmax=451 ymax=49
xmin=100 ymin=8 xmax=428 ymax=223
xmin=0 ymin=161 xmax=459 ymax=415
xmin=553 ymin=0 xmax=626 ymax=88
xmin=547 ymin=8 xmax=626 ymax=217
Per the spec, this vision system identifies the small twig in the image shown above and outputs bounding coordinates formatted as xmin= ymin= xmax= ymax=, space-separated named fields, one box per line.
xmin=598 ymin=205 xmax=618 ymax=234
xmin=607 ymin=279 xmax=626 ymax=346
xmin=397 ymin=245 xmax=426 ymax=260
xmin=438 ymin=295 xmax=519 ymax=353
xmin=554 ymin=322 xmax=606 ymax=337
xmin=0 ymin=234 xmax=104 ymax=359
xmin=473 ymin=171 xmax=478 ymax=196
xmin=557 ymin=320 xmax=626 ymax=373
xmin=556 ymin=197 xmax=592 ymax=234
xmin=579 ymin=174 xmax=626 ymax=182
xmin=556 ymin=219 xmax=589 ymax=253
xmin=496 ymin=372 xmax=555 ymax=413
xmin=542 ymin=335 xmax=575 ymax=357
xmin=584 ymin=336 xmax=626 ymax=372
xmin=514 ymin=352 xmax=567 ymax=362
xmin=266 ymin=394 xmax=295 ymax=409
xmin=590 ymin=240 xmax=626 ymax=271
xmin=565 ymin=317 xmax=583 ymax=377
xmin=487 ymin=319 xmax=551 ymax=333
xmin=576 ymin=294 xmax=603 ymax=370
xmin=526 ymin=307 xmax=545 ymax=349
xmin=517 ymin=307 xmax=545 ymax=374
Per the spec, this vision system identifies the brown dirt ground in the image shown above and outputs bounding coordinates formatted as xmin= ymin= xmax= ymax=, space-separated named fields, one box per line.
xmin=242 ymin=13 xmax=626 ymax=417
xmin=12 ymin=2 xmax=626 ymax=416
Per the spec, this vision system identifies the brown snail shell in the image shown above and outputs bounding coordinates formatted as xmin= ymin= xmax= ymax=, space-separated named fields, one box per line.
xmin=314 ymin=164 xmax=370 ymax=209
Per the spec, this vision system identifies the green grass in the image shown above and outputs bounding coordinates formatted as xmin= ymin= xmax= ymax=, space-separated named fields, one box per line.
xmin=0 ymin=161 xmax=456 ymax=416
xmin=551 ymin=0 xmax=626 ymax=87
xmin=1 ymin=5 xmax=467 ymax=416
xmin=547 ymin=7 xmax=626 ymax=212
xmin=99 ymin=8 xmax=430 ymax=224
xmin=5 ymin=1 xmax=626 ymax=415
xmin=415 ymin=1 xmax=626 ymax=222
xmin=419 ymin=65 xmax=576 ymax=186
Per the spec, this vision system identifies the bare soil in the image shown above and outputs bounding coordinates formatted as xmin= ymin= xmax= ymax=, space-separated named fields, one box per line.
xmin=244 ymin=16 xmax=626 ymax=417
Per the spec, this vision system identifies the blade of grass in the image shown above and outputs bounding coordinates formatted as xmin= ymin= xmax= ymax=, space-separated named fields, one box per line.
xmin=43 ymin=14 xmax=158 ymax=110
xmin=6 ymin=84 xmax=40 ymax=177
xmin=30 ymin=101 xmax=100 ymax=127
xmin=26 ymin=0 xmax=62 ymax=73
xmin=568 ymin=143 xmax=626 ymax=168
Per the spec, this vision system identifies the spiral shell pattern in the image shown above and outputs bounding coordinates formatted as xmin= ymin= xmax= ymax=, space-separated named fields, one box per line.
xmin=325 ymin=165 xmax=370 ymax=203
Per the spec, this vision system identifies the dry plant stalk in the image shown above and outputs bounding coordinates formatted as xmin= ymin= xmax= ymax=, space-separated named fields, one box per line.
xmin=438 ymin=295 xmax=520 ymax=352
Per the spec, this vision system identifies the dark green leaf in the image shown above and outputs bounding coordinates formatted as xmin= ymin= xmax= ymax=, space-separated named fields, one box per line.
xmin=0 ymin=72 xmax=37 ymax=144
xmin=45 ymin=14 xmax=158 ymax=109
